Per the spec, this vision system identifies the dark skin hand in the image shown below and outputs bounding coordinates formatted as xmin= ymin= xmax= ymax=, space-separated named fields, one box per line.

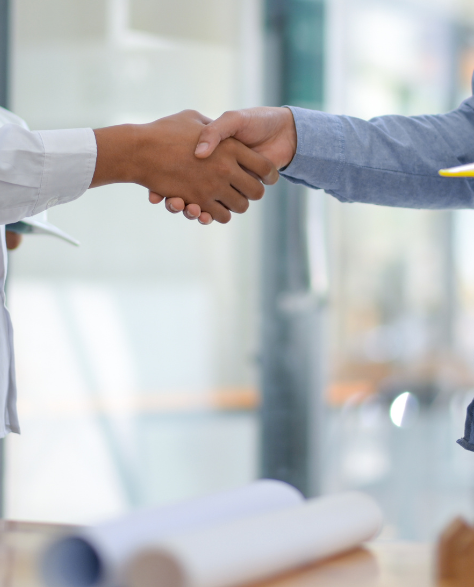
xmin=5 ymin=110 xmax=278 ymax=249
xmin=91 ymin=109 xmax=279 ymax=223
xmin=156 ymin=107 xmax=296 ymax=223
xmin=5 ymin=231 xmax=22 ymax=250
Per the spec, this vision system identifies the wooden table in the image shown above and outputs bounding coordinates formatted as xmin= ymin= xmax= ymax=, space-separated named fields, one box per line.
xmin=0 ymin=520 xmax=434 ymax=587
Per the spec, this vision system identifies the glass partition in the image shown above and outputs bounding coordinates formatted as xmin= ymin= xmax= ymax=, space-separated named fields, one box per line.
xmin=322 ymin=0 xmax=474 ymax=540
xmin=6 ymin=0 xmax=264 ymax=523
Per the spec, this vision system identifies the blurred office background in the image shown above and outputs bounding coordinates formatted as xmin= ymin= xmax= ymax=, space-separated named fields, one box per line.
xmin=3 ymin=0 xmax=474 ymax=541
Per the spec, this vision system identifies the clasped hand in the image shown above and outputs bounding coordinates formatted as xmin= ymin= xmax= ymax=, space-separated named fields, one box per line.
xmin=92 ymin=109 xmax=282 ymax=225
xmin=7 ymin=107 xmax=297 ymax=250
xmin=148 ymin=107 xmax=297 ymax=225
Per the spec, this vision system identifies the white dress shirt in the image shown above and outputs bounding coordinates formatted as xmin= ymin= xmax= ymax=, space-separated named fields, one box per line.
xmin=0 ymin=107 xmax=97 ymax=436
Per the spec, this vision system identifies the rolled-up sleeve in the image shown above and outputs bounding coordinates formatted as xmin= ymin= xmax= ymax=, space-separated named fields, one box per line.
xmin=0 ymin=124 xmax=97 ymax=225
xmin=281 ymin=89 xmax=474 ymax=209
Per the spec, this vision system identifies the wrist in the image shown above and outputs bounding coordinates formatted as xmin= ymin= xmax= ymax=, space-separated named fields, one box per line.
xmin=279 ymin=107 xmax=297 ymax=168
xmin=90 ymin=124 xmax=139 ymax=188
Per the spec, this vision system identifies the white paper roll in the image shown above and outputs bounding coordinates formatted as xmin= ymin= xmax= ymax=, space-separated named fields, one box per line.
xmin=42 ymin=480 xmax=303 ymax=587
xmin=127 ymin=492 xmax=383 ymax=587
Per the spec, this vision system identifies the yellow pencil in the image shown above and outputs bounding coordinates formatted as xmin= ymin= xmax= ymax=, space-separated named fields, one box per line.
xmin=439 ymin=162 xmax=474 ymax=177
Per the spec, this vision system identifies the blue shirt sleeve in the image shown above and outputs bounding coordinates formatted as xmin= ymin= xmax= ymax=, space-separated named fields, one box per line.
xmin=280 ymin=77 xmax=474 ymax=209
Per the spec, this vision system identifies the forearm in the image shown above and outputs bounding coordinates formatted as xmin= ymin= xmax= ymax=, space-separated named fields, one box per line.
xmin=281 ymin=99 xmax=474 ymax=209
xmin=91 ymin=124 xmax=139 ymax=187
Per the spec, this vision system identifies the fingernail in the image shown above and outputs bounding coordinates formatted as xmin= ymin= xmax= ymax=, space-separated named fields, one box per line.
xmin=169 ymin=204 xmax=178 ymax=212
xmin=195 ymin=142 xmax=209 ymax=155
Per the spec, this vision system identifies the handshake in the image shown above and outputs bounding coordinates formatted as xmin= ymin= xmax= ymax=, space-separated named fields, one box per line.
xmin=91 ymin=107 xmax=298 ymax=225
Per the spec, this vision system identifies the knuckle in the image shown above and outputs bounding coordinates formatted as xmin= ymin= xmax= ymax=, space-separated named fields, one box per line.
xmin=222 ymin=110 xmax=237 ymax=120
xmin=220 ymin=110 xmax=242 ymax=130
xmin=216 ymin=159 xmax=232 ymax=177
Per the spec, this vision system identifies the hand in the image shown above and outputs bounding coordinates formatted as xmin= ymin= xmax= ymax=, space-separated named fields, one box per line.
xmin=151 ymin=107 xmax=296 ymax=224
xmin=5 ymin=231 xmax=22 ymax=250
xmin=91 ymin=110 xmax=279 ymax=224
xmin=194 ymin=107 xmax=297 ymax=170
xmin=147 ymin=192 xmax=213 ymax=225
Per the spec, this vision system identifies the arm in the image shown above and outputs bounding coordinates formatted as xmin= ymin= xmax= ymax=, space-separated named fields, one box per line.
xmin=282 ymin=99 xmax=474 ymax=209
xmin=0 ymin=109 xmax=278 ymax=228
xmin=92 ymin=110 xmax=277 ymax=223
xmin=195 ymin=87 xmax=474 ymax=210
xmin=0 ymin=124 xmax=96 ymax=226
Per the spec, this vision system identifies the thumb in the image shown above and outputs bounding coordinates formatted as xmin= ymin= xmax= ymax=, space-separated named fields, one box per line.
xmin=194 ymin=111 xmax=241 ymax=159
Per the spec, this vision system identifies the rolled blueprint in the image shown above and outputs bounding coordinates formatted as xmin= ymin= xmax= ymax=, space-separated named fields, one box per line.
xmin=42 ymin=480 xmax=303 ymax=587
xmin=127 ymin=492 xmax=383 ymax=587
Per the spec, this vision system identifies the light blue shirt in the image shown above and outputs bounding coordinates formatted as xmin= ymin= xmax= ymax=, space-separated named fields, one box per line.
xmin=281 ymin=77 xmax=474 ymax=451
xmin=281 ymin=76 xmax=474 ymax=209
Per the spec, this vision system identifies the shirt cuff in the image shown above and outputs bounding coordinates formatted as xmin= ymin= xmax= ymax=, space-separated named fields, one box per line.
xmin=280 ymin=106 xmax=345 ymax=192
xmin=32 ymin=128 xmax=97 ymax=215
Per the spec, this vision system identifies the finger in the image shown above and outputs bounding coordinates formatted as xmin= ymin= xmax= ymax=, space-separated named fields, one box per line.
xmin=214 ymin=186 xmax=250 ymax=215
xmin=184 ymin=203 xmax=201 ymax=219
xmin=232 ymin=140 xmax=279 ymax=185
xmin=204 ymin=201 xmax=232 ymax=224
xmin=165 ymin=197 xmax=185 ymax=213
xmin=183 ymin=205 xmax=201 ymax=220
xmin=195 ymin=111 xmax=242 ymax=159
xmin=149 ymin=191 xmax=164 ymax=204
xmin=230 ymin=167 xmax=265 ymax=202
xmin=198 ymin=212 xmax=213 ymax=225
xmin=5 ymin=231 xmax=23 ymax=250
